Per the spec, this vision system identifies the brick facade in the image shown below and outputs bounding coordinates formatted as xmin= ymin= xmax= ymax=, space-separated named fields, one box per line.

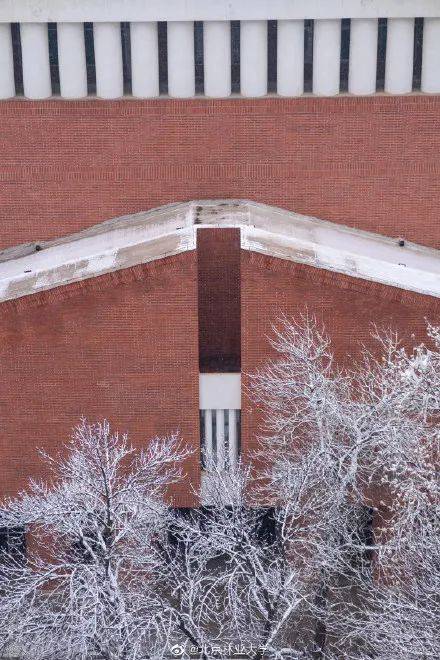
xmin=1 ymin=96 xmax=440 ymax=250
xmin=0 ymin=252 xmax=200 ymax=506
xmin=240 ymin=251 xmax=440 ymax=460
xmin=0 ymin=95 xmax=439 ymax=508
xmin=1 ymin=235 xmax=438 ymax=505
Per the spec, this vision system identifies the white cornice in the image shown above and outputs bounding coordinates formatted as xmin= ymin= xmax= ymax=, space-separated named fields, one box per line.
xmin=0 ymin=200 xmax=439 ymax=302
xmin=0 ymin=1 xmax=438 ymax=23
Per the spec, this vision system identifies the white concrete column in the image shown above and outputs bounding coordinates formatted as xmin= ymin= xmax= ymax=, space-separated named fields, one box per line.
xmin=313 ymin=19 xmax=341 ymax=96
xmin=130 ymin=21 xmax=159 ymax=98
xmin=348 ymin=19 xmax=378 ymax=95
xmin=228 ymin=409 xmax=238 ymax=468
xmin=385 ymin=18 xmax=414 ymax=94
xmin=204 ymin=21 xmax=231 ymax=98
xmin=93 ymin=22 xmax=123 ymax=99
xmin=0 ymin=24 xmax=15 ymax=98
xmin=421 ymin=18 xmax=440 ymax=93
xmin=215 ymin=409 xmax=225 ymax=471
xmin=204 ymin=410 xmax=213 ymax=467
xmin=57 ymin=23 xmax=87 ymax=99
xmin=240 ymin=20 xmax=267 ymax=97
xmin=167 ymin=21 xmax=195 ymax=98
xmin=20 ymin=23 xmax=52 ymax=99
xmin=277 ymin=20 xmax=304 ymax=96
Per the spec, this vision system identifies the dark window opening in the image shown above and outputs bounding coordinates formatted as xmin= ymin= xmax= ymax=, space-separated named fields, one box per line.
xmin=236 ymin=411 xmax=241 ymax=459
xmin=194 ymin=21 xmax=204 ymax=94
xmin=0 ymin=527 xmax=26 ymax=565
xmin=412 ymin=18 xmax=424 ymax=91
xmin=340 ymin=18 xmax=351 ymax=93
xmin=376 ymin=18 xmax=387 ymax=92
xmin=350 ymin=507 xmax=374 ymax=575
xmin=84 ymin=23 xmax=96 ymax=95
xmin=304 ymin=19 xmax=314 ymax=93
xmin=11 ymin=24 xmax=23 ymax=96
xmin=255 ymin=508 xmax=279 ymax=547
xmin=121 ymin=22 xmax=132 ymax=95
xmin=211 ymin=411 xmax=217 ymax=464
xmin=167 ymin=507 xmax=193 ymax=558
xmin=168 ymin=507 xmax=280 ymax=558
xmin=158 ymin=22 xmax=168 ymax=95
xmin=231 ymin=21 xmax=240 ymax=94
xmin=200 ymin=409 xmax=206 ymax=470
xmin=223 ymin=410 xmax=230 ymax=470
xmin=267 ymin=20 xmax=277 ymax=93
xmin=48 ymin=23 xmax=60 ymax=96
xmin=72 ymin=531 xmax=103 ymax=563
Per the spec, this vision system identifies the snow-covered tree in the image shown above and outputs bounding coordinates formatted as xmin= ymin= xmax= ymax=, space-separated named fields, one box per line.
xmin=347 ymin=323 xmax=440 ymax=659
xmin=0 ymin=317 xmax=438 ymax=659
xmin=246 ymin=316 xmax=440 ymax=658
xmin=0 ymin=419 xmax=191 ymax=660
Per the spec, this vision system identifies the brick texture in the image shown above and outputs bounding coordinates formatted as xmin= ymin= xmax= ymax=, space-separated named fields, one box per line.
xmin=0 ymin=253 xmax=200 ymax=506
xmin=241 ymin=251 xmax=440 ymax=460
xmin=0 ymin=96 xmax=440 ymax=250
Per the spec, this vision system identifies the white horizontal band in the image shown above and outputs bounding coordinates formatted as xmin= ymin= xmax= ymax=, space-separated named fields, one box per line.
xmin=0 ymin=1 xmax=438 ymax=23
xmin=0 ymin=200 xmax=439 ymax=302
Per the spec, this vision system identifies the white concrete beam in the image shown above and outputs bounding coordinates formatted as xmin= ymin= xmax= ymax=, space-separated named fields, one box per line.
xmin=313 ymin=19 xmax=341 ymax=96
xmin=0 ymin=23 xmax=15 ymax=98
xmin=1 ymin=200 xmax=439 ymax=302
xmin=240 ymin=20 xmax=267 ymax=97
xmin=130 ymin=21 xmax=159 ymax=98
xmin=167 ymin=21 xmax=195 ymax=98
xmin=204 ymin=21 xmax=231 ymax=98
xmin=348 ymin=19 xmax=378 ymax=95
xmin=277 ymin=20 xmax=304 ymax=96
xmin=385 ymin=18 xmax=414 ymax=94
xmin=93 ymin=21 xmax=124 ymax=98
xmin=0 ymin=1 xmax=439 ymax=23
xmin=20 ymin=22 xmax=52 ymax=98
xmin=57 ymin=22 xmax=88 ymax=98
xmin=421 ymin=18 xmax=440 ymax=93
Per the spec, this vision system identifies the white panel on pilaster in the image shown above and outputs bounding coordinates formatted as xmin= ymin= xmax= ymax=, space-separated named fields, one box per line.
xmin=277 ymin=20 xmax=304 ymax=96
xmin=348 ymin=19 xmax=378 ymax=95
xmin=385 ymin=18 xmax=414 ymax=94
xmin=199 ymin=374 xmax=241 ymax=409
xmin=0 ymin=24 xmax=15 ymax=98
xmin=130 ymin=21 xmax=159 ymax=98
xmin=421 ymin=18 xmax=440 ymax=93
xmin=20 ymin=23 xmax=52 ymax=99
xmin=313 ymin=19 xmax=341 ymax=96
xmin=204 ymin=21 xmax=231 ymax=98
xmin=167 ymin=21 xmax=195 ymax=98
xmin=240 ymin=20 xmax=268 ymax=97
xmin=57 ymin=23 xmax=87 ymax=98
xmin=93 ymin=22 xmax=123 ymax=99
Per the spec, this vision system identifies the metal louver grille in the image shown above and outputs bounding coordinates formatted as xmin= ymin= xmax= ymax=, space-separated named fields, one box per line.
xmin=200 ymin=409 xmax=241 ymax=471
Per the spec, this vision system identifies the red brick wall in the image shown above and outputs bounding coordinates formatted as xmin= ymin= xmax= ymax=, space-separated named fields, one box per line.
xmin=241 ymin=251 xmax=440 ymax=459
xmin=1 ymin=96 xmax=439 ymax=250
xmin=0 ymin=253 xmax=200 ymax=506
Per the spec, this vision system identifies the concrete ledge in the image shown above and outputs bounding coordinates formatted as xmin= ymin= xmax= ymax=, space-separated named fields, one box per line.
xmin=0 ymin=199 xmax=439 ymax=302
xmin=0 ymin=1 xmax=438 ymax=23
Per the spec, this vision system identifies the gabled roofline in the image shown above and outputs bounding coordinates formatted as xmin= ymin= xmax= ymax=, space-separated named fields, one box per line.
xmin=0 ymin=200 xmax=439 ymax=302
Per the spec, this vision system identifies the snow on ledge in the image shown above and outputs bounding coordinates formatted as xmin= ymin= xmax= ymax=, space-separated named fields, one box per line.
xmin=0 ymin=200 xmax=439 ymax=302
